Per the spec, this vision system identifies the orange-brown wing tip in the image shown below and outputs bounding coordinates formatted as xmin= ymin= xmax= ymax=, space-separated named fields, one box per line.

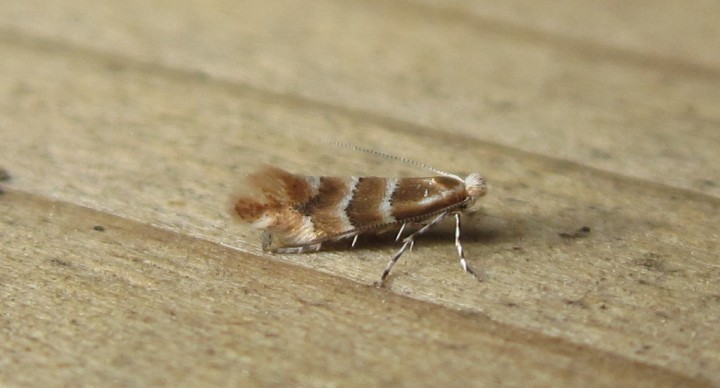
xmin=228 ymin=166 xmax=293 ymax=221
xmin=230 ymin=196 xmax=267 ymax=222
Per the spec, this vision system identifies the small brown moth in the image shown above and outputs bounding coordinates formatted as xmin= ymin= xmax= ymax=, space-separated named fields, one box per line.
xmin=231 ymin=146 xmax=487 ymax=282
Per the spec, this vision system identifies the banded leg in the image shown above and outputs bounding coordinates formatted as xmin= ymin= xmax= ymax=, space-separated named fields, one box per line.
xmin=380 ymin=212 xmax=449 ymax=282
xmin=454 ymin=213 xmax=478 ymax=278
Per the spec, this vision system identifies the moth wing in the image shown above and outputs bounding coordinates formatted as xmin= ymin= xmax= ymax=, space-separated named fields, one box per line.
xmin=387 ymin=176 xmax=469 ymax=221
xmin=232 ymin=166 xmax=319 ymax=248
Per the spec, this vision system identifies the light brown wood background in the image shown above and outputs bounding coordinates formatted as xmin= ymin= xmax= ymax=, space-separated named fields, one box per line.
xmin=1 ymin=0 xmax=719 ymax=386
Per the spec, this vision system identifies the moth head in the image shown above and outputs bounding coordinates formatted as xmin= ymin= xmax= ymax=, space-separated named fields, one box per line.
xmin=464 ymin=172 xmax=488 ymax=203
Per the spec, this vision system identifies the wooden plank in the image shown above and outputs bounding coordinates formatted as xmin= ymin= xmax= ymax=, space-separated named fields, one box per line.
xmin=1 ymin=0 xmax=719 ymax=385
xmin=0 ymin=33 xmax=718 ymax=384
xmin=414 ymin=0 xmax=720 ymax=68
xmin=0 ymin=189 xmax=709 ymax=387
xmin=1 ymin=0 xmax=719 ymax=196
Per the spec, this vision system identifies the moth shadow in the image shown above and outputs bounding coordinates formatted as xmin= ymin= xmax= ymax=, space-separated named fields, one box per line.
xmin=319 ymin=215 xmax=518 ymax=254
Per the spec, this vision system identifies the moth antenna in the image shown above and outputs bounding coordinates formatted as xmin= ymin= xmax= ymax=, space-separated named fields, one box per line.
xmin=322 ymin=140 xmax=460 ymax=179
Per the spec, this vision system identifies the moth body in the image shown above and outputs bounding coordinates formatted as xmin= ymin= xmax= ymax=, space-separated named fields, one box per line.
xmin=232 ymin=165 xmax=487 ymax=282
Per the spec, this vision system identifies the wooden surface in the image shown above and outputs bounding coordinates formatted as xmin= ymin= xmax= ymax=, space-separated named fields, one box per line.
xmin=1 ymin=0 xmax=719 ymax=386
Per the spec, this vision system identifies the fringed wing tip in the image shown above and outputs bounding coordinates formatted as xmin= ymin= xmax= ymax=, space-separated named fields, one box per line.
xmin=228 ymin=165 xmax=296 ymax=222
xmin=229 ymin=166 xmax=319 ymax=247
xmin=262 ymin=232 xmax=323 ymax=253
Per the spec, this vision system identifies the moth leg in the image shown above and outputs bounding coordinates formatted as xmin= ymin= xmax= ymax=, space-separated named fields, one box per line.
xmin=381 ymin=239 xmax=413 ymax=282
xmin=351 ymin=234 xmax=359 ymax=248
xmin=395 ymin=223 xmax=407 ymax=241
xmin=454 ymin=213 xmax=478 ymax=278
xmin=275 ymin=243 xmax=322 ymax=254
xmin=380 ymin=212 xmax=448 ymax=283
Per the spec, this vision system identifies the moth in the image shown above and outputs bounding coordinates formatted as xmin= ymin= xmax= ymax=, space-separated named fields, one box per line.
xmin=231 ymin=148 xmax=487 ymax=283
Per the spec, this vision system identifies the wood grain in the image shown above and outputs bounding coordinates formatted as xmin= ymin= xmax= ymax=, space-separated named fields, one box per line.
xmin=1 ymin=189 xmax=709 ymax=386
xmin=1 ymin=0 xmax=719 ymax=386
